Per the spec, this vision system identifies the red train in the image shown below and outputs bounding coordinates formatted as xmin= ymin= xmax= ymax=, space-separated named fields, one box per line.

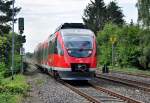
xmin=34 ymin=23 xmax=97 ymax=80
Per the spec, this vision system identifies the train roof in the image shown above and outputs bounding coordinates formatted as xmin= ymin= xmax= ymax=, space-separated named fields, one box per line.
xmin=55 ymin=23 xmax=88 ymax=32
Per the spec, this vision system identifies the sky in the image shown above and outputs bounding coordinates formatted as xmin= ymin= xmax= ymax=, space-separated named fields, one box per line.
xmin=15 ymin=0 xmax=138 ymax=53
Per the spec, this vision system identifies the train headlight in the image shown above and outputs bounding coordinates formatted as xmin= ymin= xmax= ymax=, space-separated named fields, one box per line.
xmin=68 ymin=50 xmax=72 ymax=53
xmin=88 ymin=50 xmax=92 ymax=54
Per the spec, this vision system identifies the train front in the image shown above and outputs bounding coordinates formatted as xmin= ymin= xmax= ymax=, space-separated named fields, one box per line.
xmin=58 ymin=29 xmax=97 ymax=80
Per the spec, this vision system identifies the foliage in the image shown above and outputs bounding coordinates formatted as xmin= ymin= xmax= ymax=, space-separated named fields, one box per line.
xmin=5 ymin=54 xmax=21 ymax=77
xmin=117 ymin=25 xmax=141 ymax=66
xmin=0 ymin=62 xmax=5 ymax=74
xmin=97 ymin=23 xmax=150 ymax=70
xmin=14 ymin=55 xmax=21 ymax=73
xmin=136 ymin=0 xmax=150 ymax=28
xmin=7 ymin=32 xmax=26 ymax=53
xmin=0 ymin=32 xmax=26 ymax=75
xmin=0 ymin=1 xmax=27 ymax=102
xmin=1 ymin=75 xmax=29 ymax=94
xmin=0 ymin=75 xmax=28 ymax=103
xmin=0 ymin=93 xmax=22 ymax=103
xmin=83 ymin=0 xmax=124 ymax=33
xmin=97 ymin=22 xmax=121 ymax=65
xmin=138 ymin=29 xmax=150 ymax=69
xmin=0 ymin=0 xmax=24 ymax=68
xmin=0 ymin=62 xmax=5 ymax=84
xmin=0 ymin=36 xmax=9 ymax=63
xmin=0 ymin=0 xmax=21 ymax=34
xmin=83 ymin=0 xmax=106 ymax=33
xmin=106 ymin=1 xmax=124 ymax=25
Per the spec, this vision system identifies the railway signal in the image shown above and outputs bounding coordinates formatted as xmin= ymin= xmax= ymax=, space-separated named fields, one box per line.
xmin=110 ymin=36 xmax=117 ymax=67
xmin=18 ymin=18 xmax=24 ymax=34
xmin=18 ymin=17 xmax=24 ymax=74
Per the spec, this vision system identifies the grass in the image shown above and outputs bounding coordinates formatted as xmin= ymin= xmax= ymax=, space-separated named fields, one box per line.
xmin=99 ymin=66 xmax=150 ymax=76
xmin=0 ymin=75 xmax=29 ymax=103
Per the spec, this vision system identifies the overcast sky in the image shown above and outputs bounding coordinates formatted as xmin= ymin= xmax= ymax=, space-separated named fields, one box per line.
xmin=15 ymin=0 xmax=137 ymax=53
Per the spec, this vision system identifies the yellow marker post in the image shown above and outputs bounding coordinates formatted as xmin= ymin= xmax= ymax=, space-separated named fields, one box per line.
xmin=110 ymin=36 xmax=117 ymax=45
xmin=110 ymin=36 xmax=117 ymax=67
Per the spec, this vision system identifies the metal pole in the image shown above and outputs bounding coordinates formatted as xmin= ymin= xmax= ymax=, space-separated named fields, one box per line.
xmin=21 ymin=53 xmax=23 ymax=73
xmin=112 ymin=43 xmax=114 ymax=67
xmin=11 ymin=0 xmax=15 ymax=80
xmin=21 ymin=44 xmax=24 ymax=74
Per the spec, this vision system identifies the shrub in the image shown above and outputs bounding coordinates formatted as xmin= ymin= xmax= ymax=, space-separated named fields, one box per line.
xmin=0 ymin=62 xmax=5 ymax=73
xmin=4 ymin=54 xmax=21 ymax=77
xmin=1 ymin=75 xmax=29 ymax=94
xmin=0 ymin=63 xmax=6 ymax=83
xmin=0 ymin=93 xmax=22 ymax=103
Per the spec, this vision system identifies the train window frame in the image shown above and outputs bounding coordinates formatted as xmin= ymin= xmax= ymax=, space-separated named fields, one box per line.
xmin=57 ymin=38 xmax=64 ymax=55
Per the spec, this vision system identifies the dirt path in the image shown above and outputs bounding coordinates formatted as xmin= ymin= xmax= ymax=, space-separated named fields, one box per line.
xmin=23 ymin=64 xmax=44 ymax=103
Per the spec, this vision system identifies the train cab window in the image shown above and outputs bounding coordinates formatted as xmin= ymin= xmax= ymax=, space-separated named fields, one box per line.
xmin=64 ymin=35 xmax=93 ymax=58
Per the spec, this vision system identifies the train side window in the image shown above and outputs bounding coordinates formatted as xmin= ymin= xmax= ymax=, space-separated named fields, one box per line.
xmin=57 ymin=39 xmax=64 ymax=55
xmin=49 ymin=41 xmax=53 ymax=54
xmin=54 ymin=38 xmax=57 ymax=54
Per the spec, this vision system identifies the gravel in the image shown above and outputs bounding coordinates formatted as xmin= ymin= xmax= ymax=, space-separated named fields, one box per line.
xmin=23 ymin=64 xmax=90 ymax=103
xmin=104 ymin=72 xmax=150 ymax=85
xmin=23 ymin=64 xmax=150 ymax=103
xmin=90 ymin=78 xmax=150 ymax=103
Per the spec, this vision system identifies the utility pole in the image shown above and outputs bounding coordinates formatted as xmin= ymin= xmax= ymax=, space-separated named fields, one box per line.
xmin=11 ymin=0 xmax=15 ymax=80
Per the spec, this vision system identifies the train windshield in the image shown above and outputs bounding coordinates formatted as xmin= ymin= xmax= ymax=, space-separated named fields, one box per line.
xmin=64 ymin=35 xmax=93 ymax=58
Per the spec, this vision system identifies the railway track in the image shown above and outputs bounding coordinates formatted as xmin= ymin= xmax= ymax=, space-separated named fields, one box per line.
xmin=60 ymin=80 xmax=143 ymax=103
xmin=32 ymin=63 xmax=146 ymax=103
xmin=96 ymin=74 xmax=150 ymax=92
xmin=111 ymin=71 xmax=150 ymax=79
xmin=97 ymin=69 xmax=150 ymax=79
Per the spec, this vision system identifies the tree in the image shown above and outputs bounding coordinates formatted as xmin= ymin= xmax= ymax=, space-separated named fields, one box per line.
xmin=106 ymin=1 xmax=124 ymax=25
xmin=0 ymin=0 xmax=21 ymax=64
xmin=97 ymin=23 xmax=142 ymax=68
xmin=138 ymin=29 xmax=150 ymax=69
xmin=136 ymin=0 xmax=150 ymax=28
xmin=0 ymin=33 xmax=26 ymax=64
xmin=0 ymin=0 xmax=21 ymax=34
xmin=97 ymin=23 xmax=121 ymax=65
xmin=83 ymin=0 xmax=106 ymax=33
xmin=82 ymin=0 xmax=124 ymax=34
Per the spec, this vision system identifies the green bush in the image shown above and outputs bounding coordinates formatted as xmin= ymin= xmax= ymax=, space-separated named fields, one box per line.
xmin=0 ymin=63 xmax=6 ymax=84
xmin=0 ymin=75 xmax=28 ymax=103
xmin=1 ymin=75 xmax=29 ymax=94
xmin=0 ymin=62 xmax=5 ymax=73
xmin=0 ymin=93 xmax=22 ymax=103
xmin=97 ymin=23 xmax=150 ymax=70
xmin=4 ymin=54 xmax=21 ymax=77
